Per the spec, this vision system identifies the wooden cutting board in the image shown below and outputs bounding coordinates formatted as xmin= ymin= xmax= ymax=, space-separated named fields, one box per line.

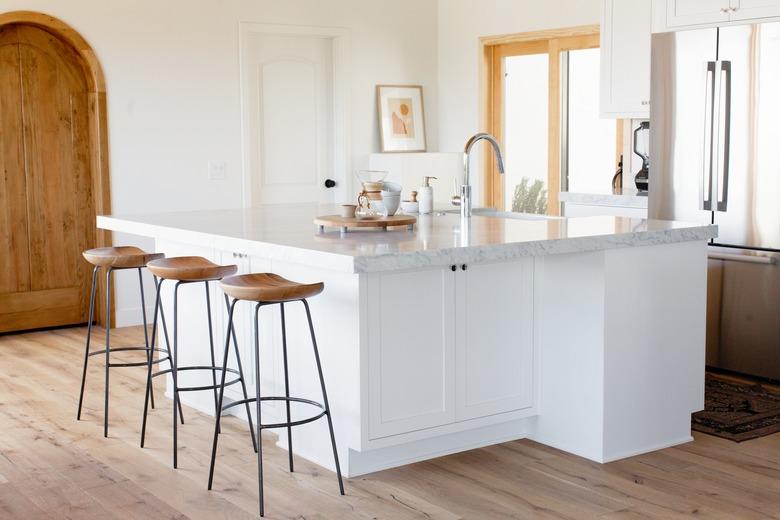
xmin=314 ymin=214 xmax=417 ymax=232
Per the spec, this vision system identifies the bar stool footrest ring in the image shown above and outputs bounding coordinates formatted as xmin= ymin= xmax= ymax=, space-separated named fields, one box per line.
xmin=152 ymin=366 xmax=243 ymax=392
xmin=88 ymin=346 xmax=173 ymax=368
xmin=222 ymin=396 xmax=327 ymax=429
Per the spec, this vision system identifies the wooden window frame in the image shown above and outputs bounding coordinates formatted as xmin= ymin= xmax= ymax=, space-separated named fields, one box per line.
xmin=480 ymin=25 xmax=604 ymax=215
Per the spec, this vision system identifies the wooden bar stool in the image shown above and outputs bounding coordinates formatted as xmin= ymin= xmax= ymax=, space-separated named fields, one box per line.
xmin=77 ymin=246 xmax=168 ymax=438
xmin=208 ymin=273 xmax=345 ymax=516
xmin=141 ymin=256 xmax=257 ymax=468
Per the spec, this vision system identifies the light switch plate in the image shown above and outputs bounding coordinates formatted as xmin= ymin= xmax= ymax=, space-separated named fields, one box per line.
xmin=208 ymin=160 xmax=226 ymax=180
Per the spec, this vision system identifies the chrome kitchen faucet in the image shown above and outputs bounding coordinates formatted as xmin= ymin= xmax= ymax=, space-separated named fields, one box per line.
xmin=452 ymin=133 xmax=505 ymax=218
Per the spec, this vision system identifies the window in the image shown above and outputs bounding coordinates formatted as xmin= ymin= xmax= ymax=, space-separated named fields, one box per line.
xmin=483 ymin=27 xmax=619 ymax=215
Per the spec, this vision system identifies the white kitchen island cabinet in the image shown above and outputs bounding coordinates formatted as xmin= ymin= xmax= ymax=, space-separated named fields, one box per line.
xmin=99 ymin=206 xmax=716 ymax=477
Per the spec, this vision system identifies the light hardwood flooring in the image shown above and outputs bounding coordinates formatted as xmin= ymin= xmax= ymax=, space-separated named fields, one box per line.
xmin=1 ymin=326 xmax=780 ymax=519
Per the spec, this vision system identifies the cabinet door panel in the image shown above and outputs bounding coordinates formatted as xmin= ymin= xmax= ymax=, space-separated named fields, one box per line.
xmin=368 ymin=268 xmax=455 ymax=439
xmin=456 ymin=259 xmax=534 ymax=421
xmin=731 ymin=0 xmax=780 ymax=20
xmin=667 ymin=0 xmax=731 ymax=27
xmin=600 ymin=0 xmax=651 ymax=117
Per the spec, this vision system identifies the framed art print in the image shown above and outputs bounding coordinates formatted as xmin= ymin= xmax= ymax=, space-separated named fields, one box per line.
xmin=376 ymin=85 xmax=427 ymax=152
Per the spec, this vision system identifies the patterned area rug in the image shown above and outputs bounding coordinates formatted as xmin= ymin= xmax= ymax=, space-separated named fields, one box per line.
xmin=692 ymin=373 xmax=780 ymax=442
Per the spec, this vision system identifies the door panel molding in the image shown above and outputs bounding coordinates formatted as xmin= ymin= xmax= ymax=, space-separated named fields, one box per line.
xmin=0 ymin=11 xmax=112 ymax=328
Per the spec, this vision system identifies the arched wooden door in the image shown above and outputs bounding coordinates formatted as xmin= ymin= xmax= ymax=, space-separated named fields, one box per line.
xmin=0 ymin=23 xmax=96 ymax=332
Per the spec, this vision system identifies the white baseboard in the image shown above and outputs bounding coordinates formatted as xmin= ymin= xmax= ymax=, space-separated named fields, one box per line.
xmin=601 ymin=435 xmax=695 ymax=463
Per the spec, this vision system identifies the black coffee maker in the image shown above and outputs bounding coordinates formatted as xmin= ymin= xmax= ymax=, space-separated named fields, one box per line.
xmin=633 ymin=121 xmax=649 ymax=191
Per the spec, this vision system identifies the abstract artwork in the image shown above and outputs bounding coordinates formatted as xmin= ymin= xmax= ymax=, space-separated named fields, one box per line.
xmin=377 ymin=85 xmax=426 ymax=152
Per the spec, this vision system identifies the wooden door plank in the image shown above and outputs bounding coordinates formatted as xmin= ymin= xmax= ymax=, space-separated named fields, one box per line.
xmin=0 ymin=26 xmax=31 ymax=295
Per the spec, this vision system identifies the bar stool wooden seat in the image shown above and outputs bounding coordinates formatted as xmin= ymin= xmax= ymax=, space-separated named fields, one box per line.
xmin=208 ymin=273 xmax=344 ymax=516
xmin=77 ymin=246 xmax=166 ymax=438
xmin=141 ymin=256 xmax=257 ymax=468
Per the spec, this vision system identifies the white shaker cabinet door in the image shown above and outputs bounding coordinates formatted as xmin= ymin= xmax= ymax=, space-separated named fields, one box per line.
xmin=455 ymin=259 xmax=535 ymax=421
xmin=730 ymin=0 xmax=780 ymax=20
xmin=600 ymin=0 xmax=651 ymax=118
xmin=367 ymin=267 xmax=456 ymax=439
xmin=666 ymin=0 xmax=731 ymax=27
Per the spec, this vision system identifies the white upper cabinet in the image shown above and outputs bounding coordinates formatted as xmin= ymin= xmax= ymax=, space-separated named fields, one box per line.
xmin=600 ymin=0 xmax=652 ymax=118
xmin=654 ymin=0 xmax=780 ymax=32
xmin=731 ymin=0 xmax=780 ymax=20
xmin=666 ymin=0 xmax=731 ymax=27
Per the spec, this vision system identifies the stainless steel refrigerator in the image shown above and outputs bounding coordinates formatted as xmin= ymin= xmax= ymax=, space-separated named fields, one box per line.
xmin=650 ymin=22 xmax=780 ymax=380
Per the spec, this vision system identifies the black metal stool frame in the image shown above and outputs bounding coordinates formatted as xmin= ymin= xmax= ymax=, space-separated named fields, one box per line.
xmin=207 ymin=298 xmax=345 ymax=517
xmin=140 ymin=278 xmax=258 ymax=468
xmin=76 ymin=264 xmax=176 ymax=437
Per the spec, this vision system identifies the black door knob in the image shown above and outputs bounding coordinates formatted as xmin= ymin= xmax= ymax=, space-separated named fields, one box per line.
xmin=461 ymin=264 xmax=467 ymax=271
xmin=324 ymin=179 xmax=337 ymax=188
xmin=450 ymin=265 xmax=457 ymax=272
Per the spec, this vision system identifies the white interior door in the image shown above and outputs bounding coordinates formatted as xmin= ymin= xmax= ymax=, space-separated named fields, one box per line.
xmin=244 ymin=31 xmax=336 ymax=206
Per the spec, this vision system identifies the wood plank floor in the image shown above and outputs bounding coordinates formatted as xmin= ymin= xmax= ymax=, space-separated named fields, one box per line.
xmin=1 ymin=326 xmax=779 ymax=519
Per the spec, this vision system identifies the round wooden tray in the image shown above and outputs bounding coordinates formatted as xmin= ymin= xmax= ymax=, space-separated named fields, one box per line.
xmin=314 ymin=214 xmax=417 ymax=232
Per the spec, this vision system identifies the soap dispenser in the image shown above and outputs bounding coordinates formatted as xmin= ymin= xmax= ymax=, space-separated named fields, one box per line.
xmin=419 ymin=176 xmax=437 ymax=214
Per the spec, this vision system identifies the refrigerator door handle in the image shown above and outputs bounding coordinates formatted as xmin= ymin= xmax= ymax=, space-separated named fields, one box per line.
xmin=716 ymin=60 xmax=732 ymax=212
xmin=708 ymin=252 xmax=777 ymax=265
xmin=701 ymin=61 xmax=717 ymax=211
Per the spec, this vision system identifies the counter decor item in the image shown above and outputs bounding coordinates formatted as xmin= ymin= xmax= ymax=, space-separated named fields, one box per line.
xmin=356 ymin=169 xmax=387 ymax=201
xmin=341 ymin=204 xmax=357 ymax=218
xmin=633 ymin=121 xmax=649 ymax=191
xmin=401 ymin=190 xmax=419 ymax=214
xmin=376 ymin=85 xmax=427 ymax=152
xmin=356 ymin=191 xmax=387 ymax=220
xmin=418 ymin=176 xmax=436 ymax=214
xmin=612 ymin=154 xmax=623 ymax=191
xmin=380 ymin=181 xmax=402 ymax=216
xmin=314 ymin=214 xmax=417 ymax=233
xmin=381 ymin=192 xmax=401 ymax=216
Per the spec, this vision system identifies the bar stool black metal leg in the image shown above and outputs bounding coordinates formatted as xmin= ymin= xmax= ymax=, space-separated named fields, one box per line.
xmin=204 ymin=281 xmax=221 ymax=433
xmin=254 ymin=303 xmax=265 ymax=516
xmin=225 ymin=294 xmax=258 ymax=454
xmin=208 ymin=298 xmax=239 ymax=490
xmin=157 ymin=279 xmax=183 ymax=424
xmin=171 ymin=281 xmax=183 ymax=468
xmin=302 ymin=299 xmax=344 ymax=495
xmin=280 ymin=302 xmax=294 ymax=472
xmin=138 ymin=268 xmax=155 ymax=410
xmin=77 ymin=265 xmax=99 ymax=420
xmin=141 ymin=276 xmax=162 ymax=448
xmin=103 ymin=267 xmax=113 ymax=438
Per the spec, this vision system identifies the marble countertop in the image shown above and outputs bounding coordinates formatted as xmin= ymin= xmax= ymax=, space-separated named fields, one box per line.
xmin=98 ymin=204 xmax=716 ymax=273
xmin=559 ymin=189 xmax=648 ymax=209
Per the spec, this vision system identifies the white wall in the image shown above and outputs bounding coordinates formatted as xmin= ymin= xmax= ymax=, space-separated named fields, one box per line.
xmin=437 ymin=0 xmax=601 ymax=203
xmin=0 ymin=0 xmax=439 ymax=324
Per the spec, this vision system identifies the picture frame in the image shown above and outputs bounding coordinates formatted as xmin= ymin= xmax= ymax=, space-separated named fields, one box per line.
xmin=376 ymin=85 xmax=427 ymax=153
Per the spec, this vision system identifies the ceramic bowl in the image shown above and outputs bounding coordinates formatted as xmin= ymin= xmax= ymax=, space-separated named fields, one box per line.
xmin=381 ymin=181 xmax=402 ymax=193
xmin=401 ymin=200 xmax=419 ymax=214
xmin=381 ymin=193 xmax=401 ymax=216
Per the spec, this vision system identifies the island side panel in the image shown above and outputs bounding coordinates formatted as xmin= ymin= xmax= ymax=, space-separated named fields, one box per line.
xmin=530 ymin=250 xmax=607 ymax=462
xmin=601 ymin=240 xmax=707 ymax=461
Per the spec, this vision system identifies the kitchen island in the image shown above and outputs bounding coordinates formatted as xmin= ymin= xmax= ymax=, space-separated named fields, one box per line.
xmin=98 ymin=205 xmax=716 ymax=477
